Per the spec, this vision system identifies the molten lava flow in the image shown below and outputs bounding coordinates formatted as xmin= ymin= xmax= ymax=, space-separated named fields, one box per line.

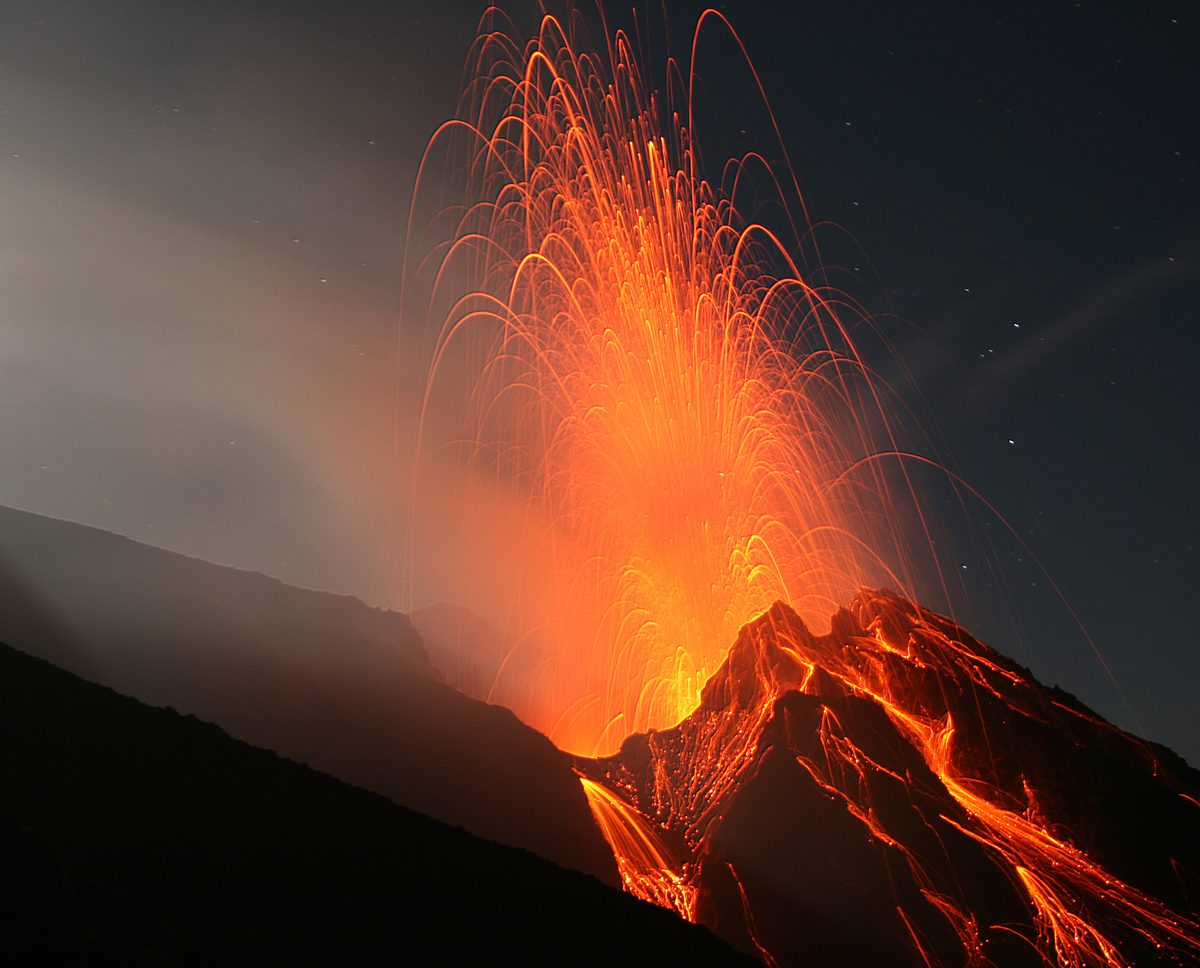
xmin=579 ymin=775 xmax=696 ymax=919
xmin=577 ymin=592 xmax=1200 ymax=968
xmin=409 ymin=9 xmax=933 ymax=757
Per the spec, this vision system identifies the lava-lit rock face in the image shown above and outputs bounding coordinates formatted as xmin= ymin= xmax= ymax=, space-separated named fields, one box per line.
xmin=577 ymin=590 xmax=1200 ymax=968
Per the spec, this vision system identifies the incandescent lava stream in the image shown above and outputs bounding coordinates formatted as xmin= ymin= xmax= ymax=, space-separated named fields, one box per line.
xmin=576 ymin=590 xmax=1200 ymax=968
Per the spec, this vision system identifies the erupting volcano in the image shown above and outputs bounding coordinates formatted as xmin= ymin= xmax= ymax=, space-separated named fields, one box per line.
xmin=405 ymin=7 xmax=1200 ymax=967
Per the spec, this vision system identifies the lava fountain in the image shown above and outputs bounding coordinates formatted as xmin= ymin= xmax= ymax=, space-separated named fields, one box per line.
xmin=405 ymin=7 xmax=942 ymax=757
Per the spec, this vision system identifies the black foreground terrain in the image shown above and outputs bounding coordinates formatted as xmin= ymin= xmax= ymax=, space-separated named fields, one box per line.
xmin=0 ymin=643 xmax=757 ymax=967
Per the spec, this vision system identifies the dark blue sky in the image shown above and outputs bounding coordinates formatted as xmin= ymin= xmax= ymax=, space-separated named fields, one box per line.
xmin=0 ymin=0 xmax=1195 ymax=763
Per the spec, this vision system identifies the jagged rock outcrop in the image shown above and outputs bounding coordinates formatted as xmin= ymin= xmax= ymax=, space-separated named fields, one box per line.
xmin=578 ymin=591 xmax=1200 ymax=968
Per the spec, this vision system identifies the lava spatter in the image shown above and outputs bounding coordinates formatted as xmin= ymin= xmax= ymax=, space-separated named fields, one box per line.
xmin=406 ymin=8 xmax=941 ymax=758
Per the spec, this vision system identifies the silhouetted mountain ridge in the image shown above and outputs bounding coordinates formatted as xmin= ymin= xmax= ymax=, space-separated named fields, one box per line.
xmin=0 ymin=641 xmax=756 ymax=966
xmin=0 ymin=504 xmax=617 ymax=884
xmin=410 ymin=601 xmax=517 ymax=703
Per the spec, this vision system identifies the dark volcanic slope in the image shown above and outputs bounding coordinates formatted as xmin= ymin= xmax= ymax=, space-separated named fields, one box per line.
xmin=579 ymin=592 xmax=1200 ymax=968
xmin=0 ymin=643 xmax=756 ymax=967
xmin=410 ymin=601 xmax=517 ymax=705
xmin=0 ymin=504 xmax=617 ymax=885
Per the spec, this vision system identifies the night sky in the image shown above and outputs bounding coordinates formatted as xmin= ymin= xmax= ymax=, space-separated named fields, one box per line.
xmin=1 ymin=1 xmax=1196 ymax=764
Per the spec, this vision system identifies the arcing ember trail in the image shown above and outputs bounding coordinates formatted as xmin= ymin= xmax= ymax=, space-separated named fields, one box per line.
xmin=405 ymin=8 xmax=1200 ymax=967
xmin=407 ymin=7 xmax=936 ymax=759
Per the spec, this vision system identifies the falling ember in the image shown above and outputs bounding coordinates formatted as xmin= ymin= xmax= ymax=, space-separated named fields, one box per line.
xmin=406 ymin=9 xmax=936 ymax=757
xmin=579 ymin=775 xmax=697 ymax=920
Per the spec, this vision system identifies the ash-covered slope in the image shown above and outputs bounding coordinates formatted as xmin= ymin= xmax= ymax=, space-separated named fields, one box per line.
xmin=0 ymin=643 xmax=754 ymax=967
xmin=0 ymin=505 xmax=617 ymax=885
xmin=577 ymin=591 xmax=1200 ymax=968
xmin=410 ymin=601 xmax=518 ymax=705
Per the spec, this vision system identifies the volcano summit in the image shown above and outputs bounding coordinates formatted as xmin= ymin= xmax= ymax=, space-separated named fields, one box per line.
xmin=574 ymin=591 xmax=1200 ymax=968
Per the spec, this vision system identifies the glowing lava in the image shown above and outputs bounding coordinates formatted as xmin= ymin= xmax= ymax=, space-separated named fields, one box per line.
xmin=577 ymin=592 xmax=1200 ymax=968
xmin=407 ymin=8 xmax=933 ymax=756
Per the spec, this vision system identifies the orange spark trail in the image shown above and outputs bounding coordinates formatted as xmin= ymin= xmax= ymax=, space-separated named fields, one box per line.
xmin=406 ymin=8 xmax=934 ymax=757
xmin=579 ymin=775 xmax=697 ymax=919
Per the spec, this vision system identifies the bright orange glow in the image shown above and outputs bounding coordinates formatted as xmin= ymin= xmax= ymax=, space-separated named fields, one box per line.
xmin=408 ymin=9 xmax=931 ymax=756
xmin=579 ymin=774 xmax=696 ymax=919
xmin=842 ymin=597 xmax=1200 ymax=968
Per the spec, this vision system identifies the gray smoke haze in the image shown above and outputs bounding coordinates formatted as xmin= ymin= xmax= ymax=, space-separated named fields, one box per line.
xmin=0 ymin=0 xmax=488 ymax=605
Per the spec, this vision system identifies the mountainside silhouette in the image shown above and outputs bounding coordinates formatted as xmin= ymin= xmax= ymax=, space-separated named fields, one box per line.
xmin=577 ymin=592 xmax=1200 ymax=968
xmin=0 ymin=642 xmax=756 ymax=966
xmin=0 ymin=505 xmax=616 ymax=884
